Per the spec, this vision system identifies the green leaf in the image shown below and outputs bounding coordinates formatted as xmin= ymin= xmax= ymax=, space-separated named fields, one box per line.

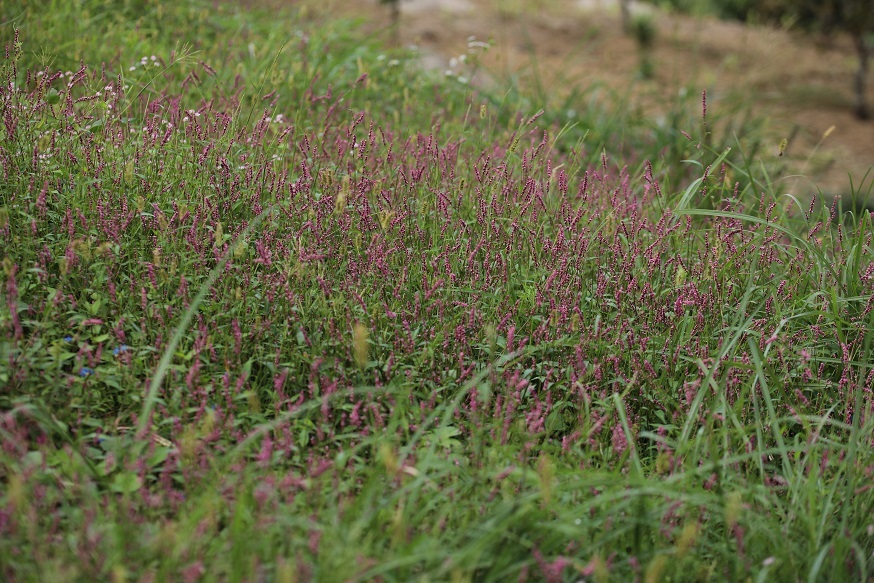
xmin=148 ymin=446 xmax=171 ymax=468
xmin=111 ymin=471 xmax=142 ymax=494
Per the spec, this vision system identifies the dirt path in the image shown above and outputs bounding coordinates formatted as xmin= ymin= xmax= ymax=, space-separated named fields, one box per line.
xmin=299 ymin=0 xmax=873 ymax=198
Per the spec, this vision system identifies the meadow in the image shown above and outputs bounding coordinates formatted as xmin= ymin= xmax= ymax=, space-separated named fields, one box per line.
xmin=1 ymin=1 xmax=873 ymax=581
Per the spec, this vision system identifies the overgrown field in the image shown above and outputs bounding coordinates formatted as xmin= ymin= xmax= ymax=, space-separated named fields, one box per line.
xmin=1 ymin=1 xmax=873 ymax=581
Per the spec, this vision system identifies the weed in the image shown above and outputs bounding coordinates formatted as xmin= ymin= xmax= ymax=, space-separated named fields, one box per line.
xmin=1 ymin=1 xmax=872 ymax=581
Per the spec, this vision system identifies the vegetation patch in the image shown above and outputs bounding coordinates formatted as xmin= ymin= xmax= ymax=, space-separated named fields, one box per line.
xmin=1 ymin=1 xmax=873 ymax=581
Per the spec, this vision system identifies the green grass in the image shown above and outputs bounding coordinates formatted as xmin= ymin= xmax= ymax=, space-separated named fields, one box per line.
xmin=1 ymin=1 xmax=873 ymax=581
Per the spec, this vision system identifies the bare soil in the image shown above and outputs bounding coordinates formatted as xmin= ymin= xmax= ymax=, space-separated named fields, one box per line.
xmin=290 ymin=0 xmax=873 ymax=198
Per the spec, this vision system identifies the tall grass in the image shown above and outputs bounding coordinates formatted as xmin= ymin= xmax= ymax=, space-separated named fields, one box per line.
xmin=1 ymin=1 xmax=873 ymax=581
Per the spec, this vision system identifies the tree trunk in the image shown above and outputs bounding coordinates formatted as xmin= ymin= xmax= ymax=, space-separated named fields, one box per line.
xmin=620 ymin=0 xmax=632 ymax=33
xmin=391 ymin=1 xmax=400 ymax=27
xmin=382 ymin=0 xmax=401 ymax=47
xmin=854 ymin=33 xmax=870 ymax=120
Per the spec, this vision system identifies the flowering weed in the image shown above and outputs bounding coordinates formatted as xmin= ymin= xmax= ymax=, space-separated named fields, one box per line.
xmin=0 ymin=1 xmax=872 ymax=581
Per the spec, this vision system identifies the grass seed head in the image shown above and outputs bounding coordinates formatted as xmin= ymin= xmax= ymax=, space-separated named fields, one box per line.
xmin=645 ymin=554 xmax=667 ymax=583
xmin=537 ymin=453 xmax=555 ymax=505
xmin=335 ymin=175 xmax=350 ymax=214
xmin=353 ymin=322 xmax=369 ymax=368
xmin=676 ymin=522 xmax=699 ymax=558
xmin=725 ymin=491 xmax=743 ymax=529
xmin=234 ymin=239 xmax=247 ymax=259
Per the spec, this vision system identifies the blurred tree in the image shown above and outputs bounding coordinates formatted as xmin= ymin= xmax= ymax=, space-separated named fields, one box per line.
xmin=647 ymin=0 xmax=873 ymax=119
xmin=620 ymin=0 xmax=632 ymax=32
xmin=380 ymin=0 xmax=401 ymax=46
xmin=644 ymin=0 xmax=755 ymax=20
xmin=758 ymin=0 xmax=873 ymax=119
xmin=631 ymin=12 xmax=657 ymax=78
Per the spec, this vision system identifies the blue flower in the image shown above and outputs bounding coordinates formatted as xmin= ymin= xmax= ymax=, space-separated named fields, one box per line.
xmin=79 ymin=367 xmax=94 ymax=377
xmin=63 ymin=336 xmax=73 ymax=343
xmin=113 ymin=345 xmax=129 ymax=356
